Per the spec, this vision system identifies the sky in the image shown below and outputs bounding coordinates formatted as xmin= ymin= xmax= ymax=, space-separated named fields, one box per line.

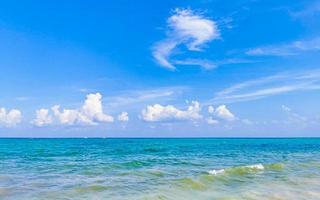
xmin=0 ymin=0 xmax=320 ymax=137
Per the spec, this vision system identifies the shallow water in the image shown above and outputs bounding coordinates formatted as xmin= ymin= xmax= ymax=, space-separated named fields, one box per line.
xmin=0 ymin=138 xmax=319 ymax=200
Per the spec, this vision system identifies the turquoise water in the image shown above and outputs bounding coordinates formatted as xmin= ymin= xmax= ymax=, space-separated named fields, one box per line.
xmin=0 ymin=138 xmax=319 ymax=200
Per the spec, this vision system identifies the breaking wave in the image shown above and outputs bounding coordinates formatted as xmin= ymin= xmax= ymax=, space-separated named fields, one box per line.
xmin=207 ymin=163 xmax=283 ymax=176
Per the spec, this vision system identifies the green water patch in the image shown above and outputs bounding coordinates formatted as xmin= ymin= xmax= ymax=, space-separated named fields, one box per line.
xmin=147 ymin=170 xmax=166 ymax=177
xmin=176 ymin=177 xmax=207 ymax=190
xmin=74 ymin=185 xmax=111 ymax=193
xmin=111 ymin=160 xmax=152 ymax=170
xmin=198 ymin=173 xmax=229 ymax=185
xmin=265 ymin=163 xmax=284 ymax=171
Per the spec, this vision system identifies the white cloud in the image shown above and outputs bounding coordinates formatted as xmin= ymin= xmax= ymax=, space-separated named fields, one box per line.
xmin=153 ymin=8 xmax=219 ymax=70
xmin=0 ymin=107 xmax=22 ymax=127
xmin=118 ymin=112 xmax=129 ymax=122
xmin=206 ymin=104 xmax=236 ymax=124
xmin=207 ymin=116 xmax=219 ymax=125
xmin=215 ymin=105 xmax=235 ymax=121
xmin=81 ymin=93 xmax=114 ymax=123
xmin=51 ymin=106 xmax=80 ymax=125
xmin=169 ymin=8 xmax=219 ymax=51
xmin=208 ymin=105 xmax=215 ymax=114
xmin=141 ymin=101 xmax=202 ymax=122
xmin=32 ymin=109 xmax=53 ymax=127
xmin=281 ymin=105 xmax=291 ymax=112
xmin=246 ymin=37 xmax=320 ymax=56
xmin=51 ymin=93 xmax=114 ymax=126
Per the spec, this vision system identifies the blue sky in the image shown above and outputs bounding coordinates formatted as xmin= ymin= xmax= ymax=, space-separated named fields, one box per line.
xmin=0 ymin=0 xmax=320 ymax=137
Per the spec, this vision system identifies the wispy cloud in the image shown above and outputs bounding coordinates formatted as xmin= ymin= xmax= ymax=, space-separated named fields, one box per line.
xmin=280 ymin=105 xmax=311 ymax=127
xmin=106 ymin=86 xmax=187 ymax=109
xmin=246 ymin=1 xmax=320 ymax=57
xmin=173 ymin=59 xmax=217 ymax=70
xmin=290 ymin=1 xmax=320 ymax=18
xmin=212 ymin=69 xmax=320 ymax=103
xmin=173 ymin=58 xmax=254 ymax=70
xmin=153 ymin=8 xmax=220 ymax=70
xmin=15 ymin=96 xmax=30 ymax=101
xmin=246 ymin=37 xmax=320 ymax=56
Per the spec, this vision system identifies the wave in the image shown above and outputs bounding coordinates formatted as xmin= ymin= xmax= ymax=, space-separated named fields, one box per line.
xmin=173 ymin=163 xmax=285 ymax=192
xmin=207 ymin=169 xmax=225 ymax=175
xmin=207 ymin=163 xmax=283 ymax=176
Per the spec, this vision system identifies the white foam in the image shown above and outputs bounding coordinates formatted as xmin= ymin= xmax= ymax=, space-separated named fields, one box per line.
xmin=207 ymin=169 xmax=225 ymax=175
xmin=245 ymin=164 xmax=264 ymax=170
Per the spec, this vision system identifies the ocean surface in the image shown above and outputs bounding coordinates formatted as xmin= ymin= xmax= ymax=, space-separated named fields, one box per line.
xmin=0 ymin=138 xmax=319 ymax=200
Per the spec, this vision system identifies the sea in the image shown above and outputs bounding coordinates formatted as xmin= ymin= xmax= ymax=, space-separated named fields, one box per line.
xmin=0 ymin=138 xmax=319 ymax=200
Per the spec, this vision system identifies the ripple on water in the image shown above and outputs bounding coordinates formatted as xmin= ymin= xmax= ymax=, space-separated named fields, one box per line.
xmin=74 ymin=185 xmax=111 ymax=193
xmin=122 ymin=160 xmax=150 ymax=169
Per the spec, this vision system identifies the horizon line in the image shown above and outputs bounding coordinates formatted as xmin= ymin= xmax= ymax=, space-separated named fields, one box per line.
xmin=0 ymin=136 xmax=319 ymax=139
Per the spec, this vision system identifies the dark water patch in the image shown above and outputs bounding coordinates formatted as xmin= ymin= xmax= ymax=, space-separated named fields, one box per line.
xmin=120 ymin=160 xmax=151 ymax=169
xmin=143 ymin=147 xmax=164 ymax=153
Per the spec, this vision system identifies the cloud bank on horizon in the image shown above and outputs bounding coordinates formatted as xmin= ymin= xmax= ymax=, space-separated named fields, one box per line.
xmin=3 ymin=92 xmax=239 ymax=128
